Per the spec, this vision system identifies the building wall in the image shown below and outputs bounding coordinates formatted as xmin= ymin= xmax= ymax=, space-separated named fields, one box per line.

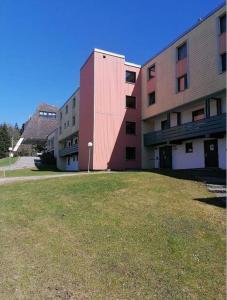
xmin=79 ymin=54 xmax=95 ymax=170
xmin=141 ymin=5 xmax=226 ymax=120
xmin=92 ymin=51 xmax=141 ymax=170
xmin=218 ymin=136 xmax=226 ymax=169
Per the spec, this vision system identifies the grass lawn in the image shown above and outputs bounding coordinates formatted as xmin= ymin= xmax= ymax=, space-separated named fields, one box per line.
xmin=0 ymin=168 xmax=68 ymax=178
xmin=0 ymin=156 xmax=18 ymax=167
xmin=0 ymin=172 xmax=225 ymax=299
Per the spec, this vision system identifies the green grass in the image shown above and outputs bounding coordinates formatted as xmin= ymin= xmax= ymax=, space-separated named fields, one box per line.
xmin=0 ymin=167 xmax=67 ymax=177
xmin=0 ymin=172 xmax=225 ymax=299
xmin=0 ymin=156 xmax=18 ymax=167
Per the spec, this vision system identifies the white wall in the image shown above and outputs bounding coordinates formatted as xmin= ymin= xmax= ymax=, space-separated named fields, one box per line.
xmin=218 ymin=136 xmax=226 ymax=169
xmin=172 ymin=139 xmax=205 ymax=169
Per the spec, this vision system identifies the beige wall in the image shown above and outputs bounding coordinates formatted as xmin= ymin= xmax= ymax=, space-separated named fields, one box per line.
xmin=142 ymin=5 xmax=226 ymax=120
xmin=58 ymin=89 xmax=80 ymax=143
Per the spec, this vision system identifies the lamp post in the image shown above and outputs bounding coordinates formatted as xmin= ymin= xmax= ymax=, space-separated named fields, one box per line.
xmin=87 ymin=142 xmax=93 ymax=173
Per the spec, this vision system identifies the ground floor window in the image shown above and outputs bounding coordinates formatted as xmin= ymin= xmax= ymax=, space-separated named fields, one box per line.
xmin=185 ymin=142 xmax=193 ymax=153
xmin=67 ymin=156 xmax=70 ymax=165
xmin=126 ymin=147 xmax=136 ymax=160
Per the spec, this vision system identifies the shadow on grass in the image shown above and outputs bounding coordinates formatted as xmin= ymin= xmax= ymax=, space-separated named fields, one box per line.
xmin=146 ymin=169 xmax=226 ymax=184
xmin=194 ymin=197 xmax=226 ymax=208
xmin=34 ymin=161 xmax=63 ymax=172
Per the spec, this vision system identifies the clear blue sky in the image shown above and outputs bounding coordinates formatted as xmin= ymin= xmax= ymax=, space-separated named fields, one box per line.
xmin=0 ymin=0 xmax=223 ymax=127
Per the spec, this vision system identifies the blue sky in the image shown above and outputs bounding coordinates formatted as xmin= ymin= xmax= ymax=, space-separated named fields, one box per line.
xmin=0 ymin=0 xmax=223 ymax=126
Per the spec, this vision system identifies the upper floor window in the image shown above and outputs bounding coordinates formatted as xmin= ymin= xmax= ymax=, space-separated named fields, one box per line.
xmin=177 ymin=74 xmax=188 ymax=92
xmin=39 ymin=111 xmax=56 ymax=118
xmin=220 ymin=14 xmax=226 ymax=34
xmin=126 ymin=70 xmax=136 ymax=83
xmin=126 ymin=147 xmax=136 ymax=160
xmin=148 ymin=64 xmax=155 ymax=80
xmin=221 ymin=53 xmax=226 ymax=72
xmin=126 ymin=121 xmax=136 ymax=135
xmin=60 ymin=112 xmax=62 ymax=120
xmin=73 ymin=98 xmax=76 ymax=108
xmin=177 ymin=42 xmax=187 ymax=61
xmin=72 ymin=116 xmax=76 ymax=126
xmin=64 ymin=122 xmax=66 ymax=129
xmin=59 ymin=126 xmax=62 ymax=134
xmin=126 ymin=96 xmax=136 ymax=109
xmin=148 ymin=91 xmax=155 ymax=106
xmin=192 ymin=108 xmax=205 ymax=122
xmin=65 ymin=105 xmax=68 ymax=114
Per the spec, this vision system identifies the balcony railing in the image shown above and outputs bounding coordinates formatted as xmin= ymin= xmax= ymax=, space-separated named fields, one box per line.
xmin=144 ymin=113 xmax=226 ymax=146
xmin=59 ymin=144 xmax=79 ymax=157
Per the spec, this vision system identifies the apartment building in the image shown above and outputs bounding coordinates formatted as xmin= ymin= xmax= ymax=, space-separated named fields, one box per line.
xmin=56 ymin=89 xmax=80 ymax=171
xmin=48 ymin=3 xmax=226 ymax=171
xmin=142 ymin=4 xmax=226 ymax=170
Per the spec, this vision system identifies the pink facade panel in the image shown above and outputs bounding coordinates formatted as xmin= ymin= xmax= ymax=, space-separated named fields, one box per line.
xmin=147 ymin=78 xmax=156 ymax=94
xmin=176 ymin=58 xmax=188 ymax=77
xmin=219 ymin=32 xmax=226 ymax=54
xmin=79 ymin=54 xmax=94 ymax=170
xmin=92 ymin=52 xmax=141 ymax=170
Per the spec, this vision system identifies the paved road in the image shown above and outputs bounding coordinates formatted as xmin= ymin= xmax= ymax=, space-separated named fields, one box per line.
xmin=0 ymin=156 xmax=39 ymax=171
xmin=0 ymin=171 xmax=111 ymax=186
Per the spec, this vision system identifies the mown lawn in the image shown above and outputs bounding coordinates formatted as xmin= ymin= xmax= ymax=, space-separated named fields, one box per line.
xmin=0 ymin=172 xmax=225 ymax=299
xmin=0 ymin=168 xmax=67 ymax=178
xmin=0 ymin=156 xmax=18 ymax=167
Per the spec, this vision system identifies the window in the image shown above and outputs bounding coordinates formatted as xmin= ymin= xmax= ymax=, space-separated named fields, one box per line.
xmin=148 ymin=64 xmax=155 ymax=80
xmin=64 ymin=122 xmax=66 ymax=129
xmin=67 ymin=156 xmax=70 ymax=165
xmin=72 ymin=116 xmax=76 ymax=126
xmin=126 ymin=147 xmax=136 ymax=160
xmin=67 ymin=120 xmax=69 ymax=127
xmin=185 ymin=142 xmax=193 ymax=153
xmin=126 ymin=96 xmax=136 ymax=109
xmin=59 ymin=126 xmax=62 ymax=134
xmin=221 ymin=53 xmax=226 ymax=72
xmin=192 ymin=108 xmax=205 ymax=121
xmin=126 ymin=70 xmax=136 ymax=83
xmin=65 ymin=105 xmax=68 ymax=114
xmin=177 ymin=42 xmax=187 ymax=61
xmin=73 ymin=98 xmax=76 ymax=108
xmin=220 ymin=14 xmax=226 ymax=34
xmin=177 ymin=74 xmax=188 ymax=92
xmin=161 ymin=120 xmax=169 ymax=130
xmin=60 ymin=112 xmax=62 ymax=120
xmin=126 ymin=121 xmax=136 ymax=135
xmin=148 ymin=91 xmax=155 ymax=106
xmin=48 ymin=112 xmax=56 ymax=118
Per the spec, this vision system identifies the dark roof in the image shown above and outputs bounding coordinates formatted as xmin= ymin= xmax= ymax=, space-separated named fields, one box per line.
xmin=22 ymin=103 xmax=58 ymax=144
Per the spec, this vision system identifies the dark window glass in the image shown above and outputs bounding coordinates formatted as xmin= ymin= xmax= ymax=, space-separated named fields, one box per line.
xmin=177 ymin=42 xmax=187 ymax=61
xmin=220 ymin=14 xmax=226 ymax=34
xmin=126 ymin=121 xmax=136 ymax=135
xmin=185 ymin=142 xmax=193 ymax=153
xmin=66 ymin=105 xmax=68 ymax=114
xmin=192 ymin=108 xmax=205 ymax=121
xmin=73 ymin=98 xmax=76 ymax=108
xmin=126 ymin=71 xmax=136 ymax=83
xmin=177 ymin=112 xmax=181 ymax=125
xmin=60 ymin=112 xmax=62 ymax=120
xmin=126 ymin=147 xmax=136 ymax=160
xmin=161 ymin=120 xmax=169 ymax=130
xmin=126 ymin=96 xmax=136 ymax=109
xmin=72 ymin=116 xmax=76 ymax=126
xmin=59 ymin=126 xmax=62 ymax=134
xmin=148 ymin=91 xmax=155 ymax=106
xmin=148 ymin=64 xmax=155 ymax=80
xmin=221 ymin=53 xmax=226 ymax=72
xmin=177 ymin=74 xmax=188 ymax=92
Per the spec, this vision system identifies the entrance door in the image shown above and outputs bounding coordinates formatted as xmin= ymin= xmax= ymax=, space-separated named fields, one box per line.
xmin=159 ymin=146 xmax=172 ymax=169
xmin=204 ymin=140 xmax=219 ymax=167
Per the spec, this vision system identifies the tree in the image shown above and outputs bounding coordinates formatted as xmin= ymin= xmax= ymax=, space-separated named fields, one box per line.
xmin=0 ymin=123 xmax=11 ymax=158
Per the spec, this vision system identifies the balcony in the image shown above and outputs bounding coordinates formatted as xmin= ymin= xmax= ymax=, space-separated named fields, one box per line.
xmin=144 ymin=113 xmax=226 ymax=146
xmin=59 ymin=144 xmax=79 ymax=157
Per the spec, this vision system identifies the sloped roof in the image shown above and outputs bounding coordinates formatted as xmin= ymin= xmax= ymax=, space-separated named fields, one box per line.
xmin=22 ymin=103 xmax=58 ymax=144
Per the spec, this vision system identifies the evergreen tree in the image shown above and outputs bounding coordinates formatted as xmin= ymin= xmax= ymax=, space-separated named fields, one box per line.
xmin=0 ymin=123 xmax=11 ymax=158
